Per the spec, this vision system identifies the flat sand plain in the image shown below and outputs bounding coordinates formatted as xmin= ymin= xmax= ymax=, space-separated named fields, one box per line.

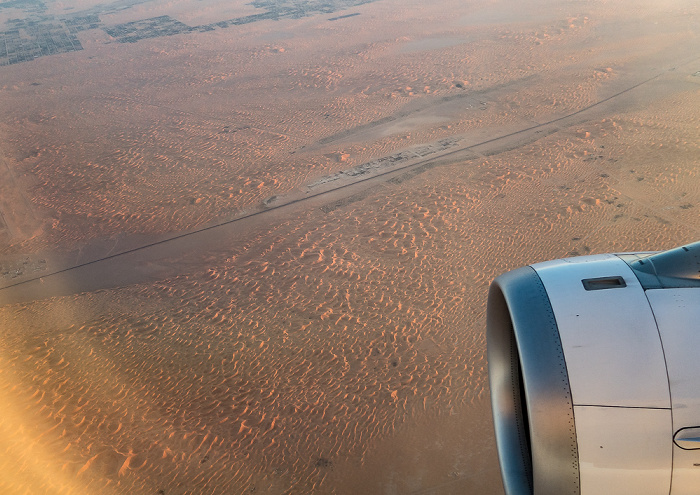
xmin=0 ymin=0 xmax=699 ymax=493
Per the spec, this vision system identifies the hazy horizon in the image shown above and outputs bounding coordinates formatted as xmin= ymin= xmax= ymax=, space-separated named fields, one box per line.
xmin=0 ymin=0 xmax=698 ymax=493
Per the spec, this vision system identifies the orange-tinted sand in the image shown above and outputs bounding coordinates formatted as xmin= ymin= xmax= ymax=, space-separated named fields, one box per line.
xmin=0 ymin=0 xmax=699 ymax=493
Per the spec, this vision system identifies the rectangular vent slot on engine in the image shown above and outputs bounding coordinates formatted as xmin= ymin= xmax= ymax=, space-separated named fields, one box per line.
xmin=582 ymin=276 xmax=627 ymax=291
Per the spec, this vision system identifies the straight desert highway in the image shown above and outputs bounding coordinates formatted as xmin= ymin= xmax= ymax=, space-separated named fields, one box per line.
xmin=0 ymin=62 xmax=694 ymax=307
xmin=0 ymin=1 xmax=698 ymax=494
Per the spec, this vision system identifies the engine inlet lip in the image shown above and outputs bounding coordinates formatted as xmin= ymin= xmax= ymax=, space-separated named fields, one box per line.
xmin=487 ymin=266 xmax=580 ymax=495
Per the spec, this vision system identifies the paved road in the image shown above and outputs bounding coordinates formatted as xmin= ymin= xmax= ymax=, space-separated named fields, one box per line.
xmin=1 ymin=60 xmax=697 ymax=307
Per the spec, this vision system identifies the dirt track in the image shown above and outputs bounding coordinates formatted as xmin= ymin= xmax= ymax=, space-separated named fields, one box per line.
xmin=0 ymin=1 xmax=698 ymax=493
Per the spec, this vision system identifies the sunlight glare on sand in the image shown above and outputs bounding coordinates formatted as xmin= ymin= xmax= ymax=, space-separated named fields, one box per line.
xmin=0 ymin=0 xmax=699 ymax=493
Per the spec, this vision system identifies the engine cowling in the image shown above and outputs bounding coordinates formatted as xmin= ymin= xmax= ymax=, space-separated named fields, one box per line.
xmin=487 ymin=242 xmax=700 ymax=495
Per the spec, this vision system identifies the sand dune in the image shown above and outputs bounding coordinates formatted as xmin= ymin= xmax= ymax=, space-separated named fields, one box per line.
xmin=0 ymin=0 xmax=698 ymax=493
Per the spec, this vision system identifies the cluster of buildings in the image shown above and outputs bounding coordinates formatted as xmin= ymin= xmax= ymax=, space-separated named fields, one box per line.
xmin=0 ymin=17 xmax=82 ymax=66
xmin=0 ymin=0 xmax=376 ymax=65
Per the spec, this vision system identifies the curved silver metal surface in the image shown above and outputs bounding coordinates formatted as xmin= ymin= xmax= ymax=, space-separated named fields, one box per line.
xmin=487 ymin=266 xmax=580 ymax=495
xmin=674 ymin=427 xmax=700 ymax=451
xmin=625 ymin=241 xmax=700 ymax=289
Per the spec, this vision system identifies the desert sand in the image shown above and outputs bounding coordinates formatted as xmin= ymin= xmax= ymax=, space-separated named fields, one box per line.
xmin=0 ymin=0 xmax=698 ymax=493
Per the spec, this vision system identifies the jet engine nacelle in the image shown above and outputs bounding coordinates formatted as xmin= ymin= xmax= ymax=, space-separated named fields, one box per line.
xmin=487 ymin=242 xmax=700 ymax=495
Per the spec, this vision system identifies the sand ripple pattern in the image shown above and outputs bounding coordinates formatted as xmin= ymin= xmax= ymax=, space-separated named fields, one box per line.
xmin=2 ymin=101 xmax=698 ymax=490
xmin=0 ymin=1 xmax=698 ymax=493
xmin=0 ymin=199 xmax=489 ymax=493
